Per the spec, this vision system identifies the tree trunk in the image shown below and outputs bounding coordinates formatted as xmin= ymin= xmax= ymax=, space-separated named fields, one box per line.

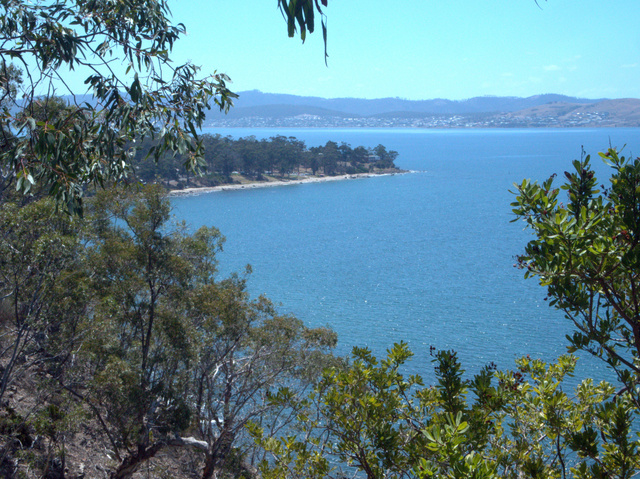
xmin=109 ymin=442 xmax=164 ymax=479
xmin=201 ymin=453 xmax=216 ymax=479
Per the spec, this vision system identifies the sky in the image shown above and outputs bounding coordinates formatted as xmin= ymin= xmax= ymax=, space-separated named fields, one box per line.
xmin=162 ymin=0 xmax=639 ymax=101
xmin=34 ymin=1 xmax=638 ymax=102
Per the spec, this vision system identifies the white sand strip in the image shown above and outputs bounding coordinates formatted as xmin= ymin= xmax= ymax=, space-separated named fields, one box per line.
xmin=168 ymin=172 xmax=399 ymax=197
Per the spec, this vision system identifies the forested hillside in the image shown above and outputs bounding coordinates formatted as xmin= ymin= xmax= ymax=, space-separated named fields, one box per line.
xmin=0 ymin=187 xmax=340 ymax=478
xmin=204 ymin=92 xmax=640 ymax=128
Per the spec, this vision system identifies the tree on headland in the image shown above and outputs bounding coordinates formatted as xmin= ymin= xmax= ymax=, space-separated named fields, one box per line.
xmin=130 ymin=134 xmax=400 ymax=188
xmin=373 ymin=144 xmax=400 ymax=170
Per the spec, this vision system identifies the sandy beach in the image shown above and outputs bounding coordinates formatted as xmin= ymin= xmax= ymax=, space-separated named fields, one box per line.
xmin=168 ymin=172 xmax=399 ymax=197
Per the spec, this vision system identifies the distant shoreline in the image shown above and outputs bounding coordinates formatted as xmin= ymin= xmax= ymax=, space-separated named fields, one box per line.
xmin=202 ymin=92 xmax=640 ymax=128
xmin=168 ymin=172 xmax=404 ymax=197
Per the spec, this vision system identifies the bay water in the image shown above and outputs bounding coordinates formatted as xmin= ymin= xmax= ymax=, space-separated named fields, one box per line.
xmin=172 ymin=128 xmax=640 ymax=384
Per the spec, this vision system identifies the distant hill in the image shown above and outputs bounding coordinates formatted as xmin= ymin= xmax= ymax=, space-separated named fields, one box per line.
xmin=205 ymin=91 xmax=639 ymax=128
xmin=507 ymin=99 xmax=640 ymax=125
xmin=207 ymin=91 xmax=605 ymax=118
xmin=52 ymin=91 xmax=639 ymax=128
xmin=217 ymin=103 xmax=354 ymax=119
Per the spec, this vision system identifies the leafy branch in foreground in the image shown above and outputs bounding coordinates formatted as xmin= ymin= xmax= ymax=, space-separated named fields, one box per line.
xmin=254 ymin=344 xmax=639 ymax=479
xmin=511 ymin=149 xmax=640 ymax=407
xmin=0 ymin=0 xmax=239 ymax=212
xmin=278 ymin=0 xmax=329 ymax=63
xmin=0 ymin=0 xmax=330 ymax=213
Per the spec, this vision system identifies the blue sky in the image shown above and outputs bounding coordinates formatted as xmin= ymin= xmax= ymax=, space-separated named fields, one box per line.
xmin=166 ymin=0 xmax=639 ymax=101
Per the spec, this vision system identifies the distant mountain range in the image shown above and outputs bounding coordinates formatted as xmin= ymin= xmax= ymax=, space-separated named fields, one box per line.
xmin=205 ymin=91 xmax=640 ymax=128
xmin=213 ymin=91 xmax=605 ymax=116
xmin=54 ymin=90 xmax=640 ymax=128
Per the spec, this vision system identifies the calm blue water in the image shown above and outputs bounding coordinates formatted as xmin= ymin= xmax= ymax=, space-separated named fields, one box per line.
xmin=173 ymin=128 xmax=640 ymax=383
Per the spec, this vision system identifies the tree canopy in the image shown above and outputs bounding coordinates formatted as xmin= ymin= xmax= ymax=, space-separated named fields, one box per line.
xmin=0 ymin=186 xmax=339 ymax=478
xmin=254 ymin=343 xmax=639 ymax=479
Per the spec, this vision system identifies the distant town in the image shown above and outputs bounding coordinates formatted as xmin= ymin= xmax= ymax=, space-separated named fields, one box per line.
xmin=205 ymin=91 xmax=640 ymax=129
xmin=206 ymin=111 xmax=620 ymax=129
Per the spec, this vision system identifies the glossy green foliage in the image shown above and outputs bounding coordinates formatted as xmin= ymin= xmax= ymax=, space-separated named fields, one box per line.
xmin=255 ymin=344 xmax=640 ymax=479
xmin=512 ymin=149 xmax=640 ymax=407
xmin=255 ymin=343 xmax=496 ymax=479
